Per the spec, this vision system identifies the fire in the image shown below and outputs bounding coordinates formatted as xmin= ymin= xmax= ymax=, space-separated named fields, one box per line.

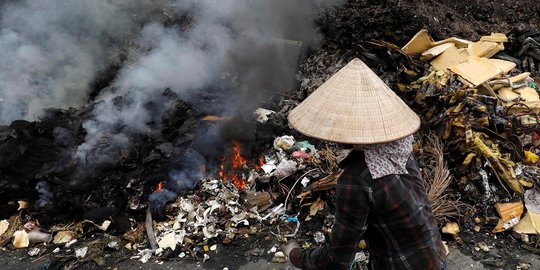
xmin=219 ymin=141 xmax=259 ymax=190
xmin=154 ymin=181 xmax=163 ymax=192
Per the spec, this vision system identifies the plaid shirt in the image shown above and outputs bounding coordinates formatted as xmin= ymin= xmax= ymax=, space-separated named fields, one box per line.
xmin=290 ymin=150 xmax=447 ymax=270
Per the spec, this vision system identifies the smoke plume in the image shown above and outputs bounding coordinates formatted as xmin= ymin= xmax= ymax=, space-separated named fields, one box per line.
xmin=0 ymin=0 xmax=166 ymax=123
xmin=0 ymin=0 xmax=346 ymax=184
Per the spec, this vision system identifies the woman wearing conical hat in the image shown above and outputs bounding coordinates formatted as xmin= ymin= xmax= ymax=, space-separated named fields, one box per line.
xmin=282 ymin=58 xmax=447 ymax=270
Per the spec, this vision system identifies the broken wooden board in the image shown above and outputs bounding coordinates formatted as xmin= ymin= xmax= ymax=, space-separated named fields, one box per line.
xmin=421 ymin=43 xmax=455 ymax=61
xmin=431 ymin=46 xmax=470 ymax=71
xmin=451 ymin=56 xmax=516 ymax=86
xmin=468 ymin=41 xmax=504 ymax=58
xmin=513 ymin=211 xmax=540 ymax=234
xmin=480 ymin=33 xmax=508 ymax=43
xmin=493 ymin=201 xmax=524 ymax=233
xmin=402 ymin=29 xmax=434 ymax=56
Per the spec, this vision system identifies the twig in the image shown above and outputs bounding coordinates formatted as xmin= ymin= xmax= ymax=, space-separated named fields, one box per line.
xmin=284 ymin=168 xmax=319 ymax=212
xmin=145 ymin=208 xmax=158 ymax=251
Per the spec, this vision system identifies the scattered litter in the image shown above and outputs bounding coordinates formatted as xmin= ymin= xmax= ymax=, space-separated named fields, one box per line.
xmin=23 ymin=220 xmax=38 ymax=231
xmin=28 ymin=247 xmax=41 ymax=257
xmin=28 ymin=231 xmax=52 ymax=244
xmin=157 ymin=232 xmax=178 ymax=251
xmin=65 ymin=239 xmax=78 ymax=248
xmin=108 ymin=241 xmax=120 ymax=250
xmin=493 ymin=201 xmax=524 ymax=233
xmin=13 ymin=230 xmax=29 ymax=249
xmin=475 ymin=242 xmax=490 ymax=252
xmin=254 ymin=108 xmax=275 ymax=123
xmin=53 ymin=231 xmax=77 ymax=245
xmin=273 ymin=136 xmax=296 ymax=152
xmin=441 ymin=222 xmax=460 ymax=237
xmin=0 ymin=220 xmax=8 ymax=237
xmin=353 ymin=251 xmax=368 ymax=263
xmin=268 ymin=246 xmax=278 ymax=254
xmin=139 ymin=249 xmax=153 ymax=264
xmin=273 ymin=159 xmax=298 ymax=179
xmin=75 ymin=247 xmax=88 ymax=259
xmin=313 ymin=231 xmax=326 ymax=245
xmin=524 ymin=189 xmax=540 ymax=213
xmin=300 ymin=177 xmax=310 ymax=187
xmin=272 ymin=251 xmax=287 ymax=263
xmin=17 ymin=200 xmax=28 ymax=210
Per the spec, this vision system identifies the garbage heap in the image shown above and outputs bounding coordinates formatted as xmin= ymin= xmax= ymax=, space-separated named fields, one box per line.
xmin=142 ymin=133 xmax=347 ymax=264
xmin=400 ymin=30 xmax=540 ymax=238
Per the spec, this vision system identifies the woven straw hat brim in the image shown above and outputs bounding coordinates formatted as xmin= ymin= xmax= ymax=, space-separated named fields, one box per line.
xmin=288 ymin=58 xmax=421 ymax=144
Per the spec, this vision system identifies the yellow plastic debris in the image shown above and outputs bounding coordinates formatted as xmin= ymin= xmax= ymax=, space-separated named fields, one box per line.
xmin=402 ymin=29 xmax=434 ymax=56
xmin=474 ymin=136 xmax=523 ymax=193
xmin=431 ymin=37 xmax=471 ymax=48
xmin=441 ymin=222 xmax=460 ymax=236
xmin=517 ymin=87 xmax=540 ymax=102
xmin=468 ymin=41 xmax=504 ymax=58
xmin=442 ymin=241 xmax=450 ymax=255
xmin=498 ymin=87 xmax=521 ymax=102
xmin=462 ymin=152 xmax=477 ymax=166
xmin=524 ymin=151 xmax=539 ymax=165
xmin=513 ymin=211 xmax=540 ymax=234
xmin=486 ymin=59 xmax=517 ymax=74
xmin=421 ymin=43 xmax=455 ymax=61
xmin=203 ymin=245 xmax=210 ymax=252
xmin=480 ymin=33 xmax=508 ymax=43
xmin=431 ymin=46 xmax=470 ymax=71
xmin=358 ymin=240 xmax=367 ymax=250
xmin=451 ymin=56 xmax=516 ymax=86
xmin=519 ymin=179 xmax=534 ymax=188
xmin=0 ymin=220 xmax=9 ymax=237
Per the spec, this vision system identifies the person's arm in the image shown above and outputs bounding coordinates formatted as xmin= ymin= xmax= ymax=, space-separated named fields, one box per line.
xmin=289 ymin=167 xmax=370 ymax=270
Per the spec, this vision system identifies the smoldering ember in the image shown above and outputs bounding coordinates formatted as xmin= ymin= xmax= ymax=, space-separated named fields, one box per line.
xmin=1 ymin=1 xmax=540 ymax=270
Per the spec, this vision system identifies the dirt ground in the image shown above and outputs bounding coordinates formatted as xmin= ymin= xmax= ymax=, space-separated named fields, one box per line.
xmin=1 ymin=246 xmax=539 ymax=270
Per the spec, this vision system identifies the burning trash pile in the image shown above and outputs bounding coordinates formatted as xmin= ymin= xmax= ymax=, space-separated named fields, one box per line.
xmin=141 ymin=133 xmax=347 ymax=264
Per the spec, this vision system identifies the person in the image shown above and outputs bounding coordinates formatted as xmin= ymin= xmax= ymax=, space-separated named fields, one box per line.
xmin=283 ymin=58 xmax=447 ymax=269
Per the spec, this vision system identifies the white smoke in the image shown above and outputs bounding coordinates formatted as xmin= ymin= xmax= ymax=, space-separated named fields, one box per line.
xmin=0 ymin=0 xmax=346 ymax=170
xmin=0 ymin=0 xmax=165 ymax=123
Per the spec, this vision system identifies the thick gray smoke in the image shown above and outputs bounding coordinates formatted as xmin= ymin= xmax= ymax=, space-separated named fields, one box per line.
xmin=0 ymin=0 xmax=165 ymax=123
xmin=76 ymin=0 xmax=346 ymax=170
xmin=0 ymin=0 xmax=346 ymax=179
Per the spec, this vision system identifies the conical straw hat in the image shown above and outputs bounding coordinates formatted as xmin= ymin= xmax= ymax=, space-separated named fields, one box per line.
xmin=288 ymin=58 xmax=420 ymax=144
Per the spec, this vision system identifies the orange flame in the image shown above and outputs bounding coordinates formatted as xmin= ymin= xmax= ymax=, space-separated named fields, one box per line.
xmin=155 ymin=181 xmax=163 ymax=192
xmin=219 ymin=141 xmax=256 ymax=190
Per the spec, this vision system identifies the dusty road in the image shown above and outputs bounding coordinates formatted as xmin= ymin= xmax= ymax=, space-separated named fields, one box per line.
xmin=2 ymin=247 xmax=538 ymax=270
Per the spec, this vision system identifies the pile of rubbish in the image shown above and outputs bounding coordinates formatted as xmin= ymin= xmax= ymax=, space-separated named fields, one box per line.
xmin=0 ymin=116 xmax=351 ymax=267
xmin=145 ymin=132 xmax=348 ymax=264
xmin=400 ymin=29 xmax=540 ymax=242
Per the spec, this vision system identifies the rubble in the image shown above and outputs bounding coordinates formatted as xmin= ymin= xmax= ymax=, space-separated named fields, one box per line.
xmin=441 ymin=222 xmax=461 ymax=237
xmin=13 ymin=231 xmax=29 ymax=249
xmin=53 ymin=231 xmax=77 ymax=245
xmin=0 ymin=220 xmax=8 ymax=237
xmin=28 ymin=231 xmax=52 ymax=244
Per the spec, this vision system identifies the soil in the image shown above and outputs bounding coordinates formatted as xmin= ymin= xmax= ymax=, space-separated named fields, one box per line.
xmin=319 ymin=0 xmax=540 ymax=48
